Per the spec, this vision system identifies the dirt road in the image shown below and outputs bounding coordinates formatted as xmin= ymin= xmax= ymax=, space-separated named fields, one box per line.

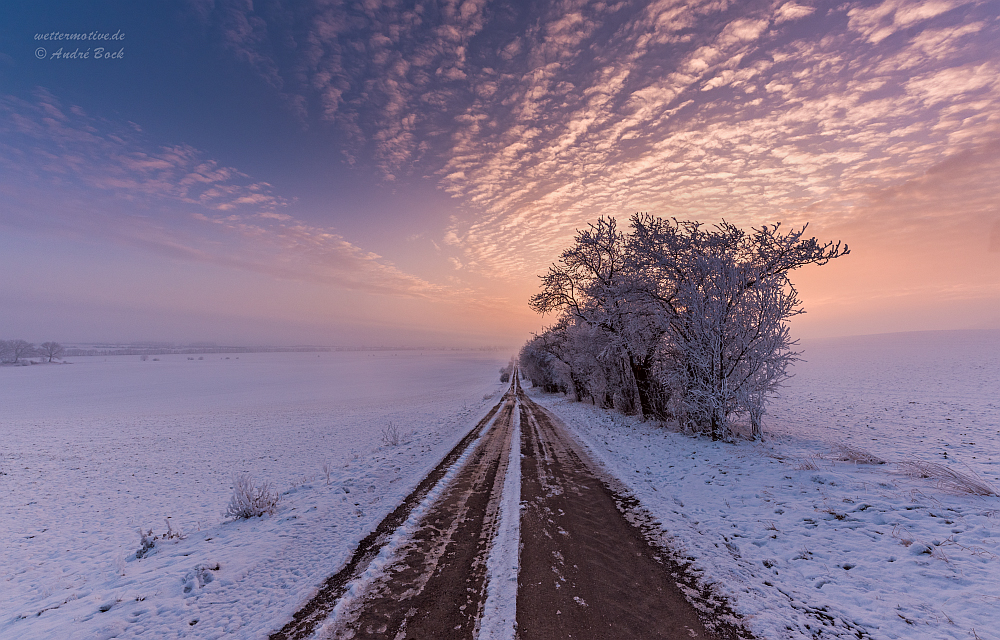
xmin=272 ymin=375 xmax=748 ymax=640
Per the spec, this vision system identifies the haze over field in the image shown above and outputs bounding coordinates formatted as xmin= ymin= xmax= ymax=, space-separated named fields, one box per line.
xmin=1 ymin=0 xmax=998 ymax=345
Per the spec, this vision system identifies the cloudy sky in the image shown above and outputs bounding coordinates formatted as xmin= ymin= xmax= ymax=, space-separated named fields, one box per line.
xmin=1 ymin=0 xmax=997 ymax=346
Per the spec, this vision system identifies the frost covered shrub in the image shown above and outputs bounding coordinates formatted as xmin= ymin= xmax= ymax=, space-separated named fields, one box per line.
xmin=225 ymin=473 xmax=280 ymax=519
xmin=136 ymin=528 xmax=157 ymax=559
xmin=499 ymin=359 xmax=515 ymax=383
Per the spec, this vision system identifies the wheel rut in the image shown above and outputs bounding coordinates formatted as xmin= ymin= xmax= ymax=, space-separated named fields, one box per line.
xmin=516 ymin=392 xmax=727 ymax=639
xmin=269 ymin=392 xmax=509 ymax=640
xmin=325 ymin=394 xmax=516 ymax=639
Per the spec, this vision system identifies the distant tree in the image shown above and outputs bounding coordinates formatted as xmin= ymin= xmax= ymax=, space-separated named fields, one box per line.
xmin=2 ymin=339 xmax=35 ymax=364
xmin=519 ymin=335 xmax=568 ymax=394
xmin=39 ymin=341 xmax=64 ymax=363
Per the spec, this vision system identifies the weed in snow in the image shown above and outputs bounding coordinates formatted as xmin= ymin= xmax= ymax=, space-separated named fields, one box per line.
xmin=832 ymin=443 xmax=886 ymax=465
xmin=134 ymin=518 xmax=184 ymax=560
xmin=794 ymin=457 xmax=820 ymax=471
xmin=225 ymin=473 xmax=280 ymax=519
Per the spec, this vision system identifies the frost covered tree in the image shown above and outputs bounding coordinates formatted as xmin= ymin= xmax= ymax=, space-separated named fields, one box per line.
xmin=529 ymin=217 xmax=670 ymax=417
xmin=523 ymin=214 xmax=847 ymax=440
xmin=628 ymin=215 xmax=847 ymax=439
xmin=519 ymin=333 xmax=570 ymax=394
xmin=39 ymin=341 xmax=64 ymax=363
xmin=0 ymin=339 xmax=35 ymax=364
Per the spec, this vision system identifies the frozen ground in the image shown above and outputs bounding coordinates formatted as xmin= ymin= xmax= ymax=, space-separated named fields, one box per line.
xmin=0 ymin=350 xmax=507 ymax=639
xmin=531 ymin=330 xmax=1000 ymax=640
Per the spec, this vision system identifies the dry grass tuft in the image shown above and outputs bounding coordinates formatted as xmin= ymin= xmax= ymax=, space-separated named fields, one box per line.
xmin=832 ymin=443 xmax=885 ymax=465
xmin=794 ymin=457 xmax=820 ymax=471
xmin=894 ymin=461 xmax=997 ymax=496
xmin=381 ymin=421 xmax=401 ymax=446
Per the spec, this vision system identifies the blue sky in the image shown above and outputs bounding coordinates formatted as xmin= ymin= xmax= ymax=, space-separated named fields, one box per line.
xmin=1 ymin=0 xmax=998 ymax=346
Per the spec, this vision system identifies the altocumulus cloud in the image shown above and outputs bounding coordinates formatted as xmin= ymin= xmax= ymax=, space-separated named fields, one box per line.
xmin=201 ymin=0 xmax=1000 ymax=281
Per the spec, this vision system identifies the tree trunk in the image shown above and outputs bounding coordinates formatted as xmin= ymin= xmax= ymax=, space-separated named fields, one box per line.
xmin=569 ymin=373 xmax=585 ymax=402
xmin=629 ymin=356 xmax=657 ymax=419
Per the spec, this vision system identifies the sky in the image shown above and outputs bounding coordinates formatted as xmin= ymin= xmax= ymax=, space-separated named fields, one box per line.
xmin=1 ymin=0 xmax=997 ymax=347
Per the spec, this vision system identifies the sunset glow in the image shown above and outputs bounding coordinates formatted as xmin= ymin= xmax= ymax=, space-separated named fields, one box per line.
xmin=2 ymin=0 xmax=997 ymax=346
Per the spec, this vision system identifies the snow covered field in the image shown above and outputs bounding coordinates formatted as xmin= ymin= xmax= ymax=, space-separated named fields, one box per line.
xmin=0 ymin=350 xmax=507 ymax=639
xmin=533 ymin=330 xmax=1000 ymax=640
xmin=4 ymin=331 xmax=997 ymax=640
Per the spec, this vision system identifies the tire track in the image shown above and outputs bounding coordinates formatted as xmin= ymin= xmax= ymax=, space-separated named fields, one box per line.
xmin=515 ymin=391 xmax=748 ymax=639
xmin=270 ymin=390 xmax=511 ymax=640
xmin=323 ymin=393 xmax=516 ymax=639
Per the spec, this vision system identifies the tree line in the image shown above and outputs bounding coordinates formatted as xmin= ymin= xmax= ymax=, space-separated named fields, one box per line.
xmin=0 ymin=340 xmax=64 ymax=364
xmin=518 ymin=214 xmax=847 ymax=441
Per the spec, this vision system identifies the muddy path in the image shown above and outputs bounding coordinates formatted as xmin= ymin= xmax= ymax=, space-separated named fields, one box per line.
xmin=516 ymin=391 xmax=737 ymax=640
xmin=322 ymin=392 xmax=516 ymax=639
xmin=273 ymin=374 xmax=751 ymax=640
xmin=269 ymin=390 xmax=512 ymax=640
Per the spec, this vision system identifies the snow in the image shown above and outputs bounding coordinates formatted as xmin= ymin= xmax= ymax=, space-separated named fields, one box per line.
xmin=5 ymin=331 xmax=998 ymax=640
xmin=530 ymin=330 xmax=1000 ymax=640
xmin=0 ymin=350 xmax=507 ymax=639
xmin=479 ymin=396 xmax=521 ymax=640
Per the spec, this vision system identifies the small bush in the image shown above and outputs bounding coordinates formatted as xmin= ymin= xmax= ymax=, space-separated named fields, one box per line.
xmin=136 ymin=528 xmax=157 ymax=559
xmin=381 ymin=421 xmax=401 ymax=446
xmin=134 ymin=519 xmax=183 ymax=560
xmin=225 ymin=473 xmax=280 ymax=519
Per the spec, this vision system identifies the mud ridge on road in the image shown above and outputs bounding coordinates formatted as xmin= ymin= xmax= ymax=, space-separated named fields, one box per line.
xmin=516 ymin=392 xmax=754 ymax=640
xmin=323 ymin=394 xmax=516 ymax=639
xmin=269 ymin=392 xmax=510 ymax=640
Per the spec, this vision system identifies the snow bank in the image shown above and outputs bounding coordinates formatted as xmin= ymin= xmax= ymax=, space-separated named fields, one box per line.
xmin=532 ymin=330 xmax=1000 ymax=639
xmin=0 ymin=350 xmax=507 ymax=639
xmin=479 ymin=396 xmax=521 ymax=640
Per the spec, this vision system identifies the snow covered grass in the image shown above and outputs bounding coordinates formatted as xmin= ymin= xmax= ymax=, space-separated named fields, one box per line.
xmin=0 ymin=350 xmax=507 ymax=639
xmin=532 ymin=330 xmax=1000 ymax=640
